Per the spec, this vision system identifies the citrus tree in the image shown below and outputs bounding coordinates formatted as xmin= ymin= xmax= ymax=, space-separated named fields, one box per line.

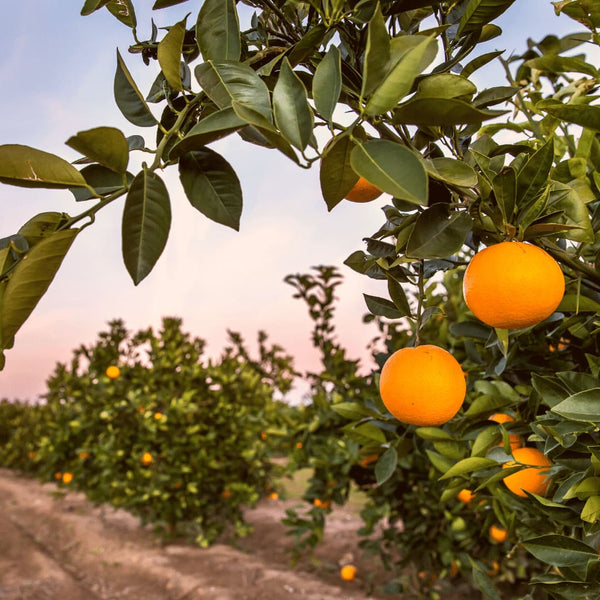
xmin=5 ymin=317 xmax=296 ymax=546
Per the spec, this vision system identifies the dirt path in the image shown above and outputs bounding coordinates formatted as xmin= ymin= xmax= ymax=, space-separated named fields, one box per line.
xmin=0 ymin=469 xmax=388 ymax=600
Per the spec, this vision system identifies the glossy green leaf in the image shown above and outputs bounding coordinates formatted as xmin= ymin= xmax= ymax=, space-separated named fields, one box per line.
xmin=170 ymin=107 xmax=245 ymax=158
xmin=375 ymin=447 xmax=398 ymax=486
xmin=178 ymin=148 xmax=242 ymax=231
xmin=551 ymin=389 xmax=600 ymax=423
xmin=394 ymin=97 xmax=505 ymax=126
xmin=406 ymin=204 xmax=472 ymax=259
xmin=0 ymin=145 xmax=87 ymax=189
xmin=439 ymin=457 xmax=497 ymax=480
xmin=80 ymin=0 xmax=111 ymax=15
xmin=539 ymin=100 xmax=600 ymax=132
xmin=526 ymin=54 xmax=598 ymax=77
xmin=523 ymin=535 xmax=599 ymax=567
xmin=105 ymin=0 xmax=136 ymax=28
xmin=313 ymin=45 xmax=341 ymax=122
xmin=158 ymin=17 xmax=187 ymax=91
xmin=461 ymin=50 xmax=504 ymax=78
xmin=364 ymin=294 xmax=405 ymax=319
xmin=492 ymin=167 xmax=516 ymax=222
xmin=71 ymin=165 xmax=132 ymax=201
xmin=288 ymin=24 xmax=327 ymax=66
xmin=66 ymin=126 xmax=129 ymax=174
xmin=330 ymin=402 xmax=376 ymax=421
xmin=122 ymin=169 xmax=171 ymax=285
xmin=550 ymin=182 xmax=594 ymax=242
xmin=0 ymin=229 xmax=78 ymax=350
xmin=114 ymin=49 xmax=157 ymax=127
xmin=350 ymin=140 xmax=427 ymax=205
xmin=273 ymin=58 xmax=314 ymax=151
xmin=153 ymin=0 xmax=189 ymax=8
xmin=196 ymin=0 xmax=240 ymax=62
xmin=558 ymin=0 xmax=600 ymax=30
xmin=413 ymin=73 xmax=477 ymax=100
xmin=557 ymin=293 xmax=600 ymax=313
xmin=474 ymin=86 xmax=518 ymax=108
xmin=195 ymin=61 xmax=272 ymax=124
xmin=347 ymin=422 xmax=387 ymax=445
xmin=415 ymin=427 xmax=455 ymax=441
xmin=426 ymin=157 xmax=478 ymax=188
xmin=387 ymin=277 xmax=412 ymax=317
xmin=365 ymin=35 xmax=437 ymax=115
xmin=17 ymin=213 xmax=69 ymax=247
xmin=471 ymin=565 xmax=502 ymax=600
xmin=581 ymin=495 xmax=600 ymax=523
xmin=516 ymin=137 xmax=554 ymax=207
xmin=457 ymin=0 xmax=517 ymax=36
xmin=361 ymin=4 xmax=390 ymax=98
xmin=320 ymin=134 xmax=358 ymax=210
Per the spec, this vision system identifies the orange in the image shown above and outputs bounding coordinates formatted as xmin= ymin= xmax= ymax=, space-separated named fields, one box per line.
xmin=106 ymin=365 xmax=120 ymax=379
xmin=62 ymin=472 xmax=73 ymax=484
xmin=457 ymin=489 xmax=474 ymax=504
xmin=154 ymin=412 xmax=163 ymax=420
xmin=487 ymin=560 xmax=500 ymax=576
xmin=221 ymin=489 xmax=231 ymax=499
xmin=313 ymin=498 xmax=331 ymax=509
xmin=359 ymin=454 xmax=378 ymax=467
xmin=489 ymin=413 xmax=522 ymax=450
xmin=379 ymin=345 xmax=466 ymax=426
xmin=489 ymin=524 xmax=507 ymax=543
xmin=503 ymin=447 xmax=553 ymax=497
xmin=54 ymin=472 xmax=62 ymax=480
xmin=268 ymin=492 xmax=279 ymax=500
xmin=141 ymin=452 xmax=153 ymax=465
xmin=340 ymin=565 xmax=357 ymax=581
xmin=260 ymin=431 xmax=267 ymax=441
xmin=345 ymin=176 xmax=383 ymax=203
xmin=462 ymin=241 xmax=565 ymax=329
xmin=28 ymin=451 xmax=35 ymax=459
xmin=79 ymin=451 xmax=89 ymax=459
xmin=296 ymin=442 xmax=303 ymax=449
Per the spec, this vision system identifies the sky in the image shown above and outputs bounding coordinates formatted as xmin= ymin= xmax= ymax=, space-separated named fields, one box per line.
xmin=0 ymin=1 xmax=588 ymax=403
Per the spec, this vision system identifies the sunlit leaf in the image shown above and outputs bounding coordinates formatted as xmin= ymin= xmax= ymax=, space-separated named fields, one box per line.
xmin=551 ymin=389 xmax=600 ymax=423
xmin=361 ymin=4 xmax=390 ymax=98
xmin=457 ymin=0 xmax=517 ymax=36
xmin=158 ymin=16 xmax=187 ymax=91
xmin=394 ymin=97 xmax=505 ymax=126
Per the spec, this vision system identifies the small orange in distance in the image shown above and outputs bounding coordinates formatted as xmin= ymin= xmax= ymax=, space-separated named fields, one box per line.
xmin=345 ymin=176 xmax=383 ymax=203
xmin=503 ymin=447 xmax=553 ymax=497
xmin=489 ymin=413 xmax=522 ymax=450
xmin=379 ymin=345 xmax=466 ymax=426
xmin=106 ymin=365 xmax=120 ymax=379
xmin=268 ymin=492 xmax=279 ymax=500
xmin=340 ymin=565 xmax=357 ymax=581
xmin=489 ymin=524 xmax=508 ymax=543
xmin=462 ymin=241 xmax=565 ymax=329
xmin=62 ymin=472 xmax=73 ymax=484
xmin=457 ymin=489 xmax=474 ymax=504
xmin=141 ymin=452 xmax=153 ymax=465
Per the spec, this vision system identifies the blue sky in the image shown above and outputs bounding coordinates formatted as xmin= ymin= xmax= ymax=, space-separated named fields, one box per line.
xmin=0 ymin=1 xmax=588 ymax=402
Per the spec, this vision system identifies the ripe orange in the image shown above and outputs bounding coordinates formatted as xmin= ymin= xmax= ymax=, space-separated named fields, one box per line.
xmin=221 ymin=489 xmax=232 ymax=499
xmin=260 ymin=431 xmax=267 ymax=441
xmin=268 ymin=492 xmax=279 ymax=500
xmin=345 ymin=176 xmax=383 ymax=203
xmin=141 ymin=452 xmax=153 ymax=465
xmin=79 ymin=451 xmax=89 ymax=459
xmin=340 ymin=565 xmax=357 ymax=581
xmin=379 ymin=345 xmax=466 ymax=426
xmin=462 ymin=241 xmax=565 ymax=329
xmin=489 ymin=413 xmax=522 ymax=450
xmin=62 ymin=472 xmax=73 ymax=484
xmin=457 ymin=489 xmax=474 ymax=504
xmin=296 ymin=442 xmax=303 ymax=449
xmin=503 ymin=447 xmax=553 ymax=497
xmin=106 ymin=365 xmax=120 ymax=379
xmin=359 ymin=454 xmax=378 ymax=467
xmin=313 ymin=498 xmax=331 ymax=509
xmin=489 ymin=524 xmax=507 ymax=543
xmin=154 ymin=412 xmax=163 ymax=420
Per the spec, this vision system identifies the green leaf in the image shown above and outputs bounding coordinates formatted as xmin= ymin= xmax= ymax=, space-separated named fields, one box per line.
xmin=66 ymin=126 xmax=129 ymax=174
xmin=0 ymin=229 xmax=78 ymax=350
xmin=551 ymin=389 xmax=600 ymax=423
xmin=492 ymin=167 xmax=516 ymax=222
xmin=346 ymin=422 xmax=387 ymax=445
xmin=387 ymin=277 xmax=412 ymax=317
xmin=80 ymin=0 xmax=111 ymax=15
xmin=425 ymin=157 xmax=478 ymax=188
xmin=70 ymin=164 xmax=131 ymax=201
xmin=413 ymin=73 xmax=477 ymax=100
xmin=273 ymin=58 xmax=314 ymax=151
xmin=365 ymin=35 xmax=438 ymax=115
xmin=122 ymin=169 xmax=171 ymax=285
xmin=195 ymin=61 xmax=272 ymax=124
xmin=361 ymin=3 xmax=390 ymax=98
xmin=0 ymin=145 xmax=87 ymax=189
xmin=169 ymin=107 xmax=246 ymax=158
xmin=406 ymin=204 xmax=472 ymax=259
xmin=375 ymin=447 xmax=398 ymax=486
xmin=439 ymin=456 xmax=497 ymax=480
xmin=105 ymin=0 xmax=136 ymax=28
xmin=158 ymin=16 xmax=187 ymax=91
xmin=471 ymin=426 xmax=500 ymax=456
xmin=457 ymin=0 xmax=517 ymax=36
xmin=16 ymin=213 xmax=67 ymax=248
xmin=557 ymin=293 xmax=600 ymax=313
xmin=313 ymin=45 xmax=341 ymax=122
xmin=393 ymin=97 xmax=505 ymax=126
xmin=471 ymin=564 xmax=502 ymax=600
xmin=461 ymin=50 xmax=504 ymax=78
xmin=522 ymin=534 xmax=599 ymax=567
xmin=178 ymin=148 xmax=242 ymax=231
xmin=320 ymin=134 xmax=358 ymax=210
xmin=581 ymin=495 xmax=600 ymax=523
xmin=539 ymin=100 xmax=600 ymax=132
xmin=196 ymin=0 xmax=240 ymax=62
xmin=153 ymin=0 xmax=189 ymax=8
xmin=350 ymin=140 xmax=427 ymax=204
xmin=287 ymin=24 xmax=327 ymax=67
xmin=516 ymin=137 xmax=554 ymax=207
xmin=114 ymin=49 xmax=157 ymax=127
xmin=525 ymin=55 xmax=598 ymax=77
xmin=415 ymin=427 xmax=455 ymax=441
xmin=330 ymin=402 xmax=376 ymax=420
xmin=364 ymin=294 xmax=405 ymax=319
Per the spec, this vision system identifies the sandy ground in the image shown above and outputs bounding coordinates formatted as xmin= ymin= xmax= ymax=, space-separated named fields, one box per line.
xmin=0 ymin=468 xmax=394 ymax=600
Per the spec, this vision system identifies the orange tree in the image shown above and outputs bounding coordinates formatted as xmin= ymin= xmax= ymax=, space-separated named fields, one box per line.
xmin=0 ymin=0 xmax=599 ymax=597
xmin=16 ymin=317 xmax=296 ymax=545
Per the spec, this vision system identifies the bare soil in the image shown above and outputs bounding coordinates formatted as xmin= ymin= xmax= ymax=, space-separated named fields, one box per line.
xmin=0 ymin=468 xmax=395 ymax=600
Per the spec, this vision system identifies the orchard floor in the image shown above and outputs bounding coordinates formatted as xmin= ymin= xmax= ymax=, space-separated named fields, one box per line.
xmin=0 ymin=469 xmax=473 ymax=600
